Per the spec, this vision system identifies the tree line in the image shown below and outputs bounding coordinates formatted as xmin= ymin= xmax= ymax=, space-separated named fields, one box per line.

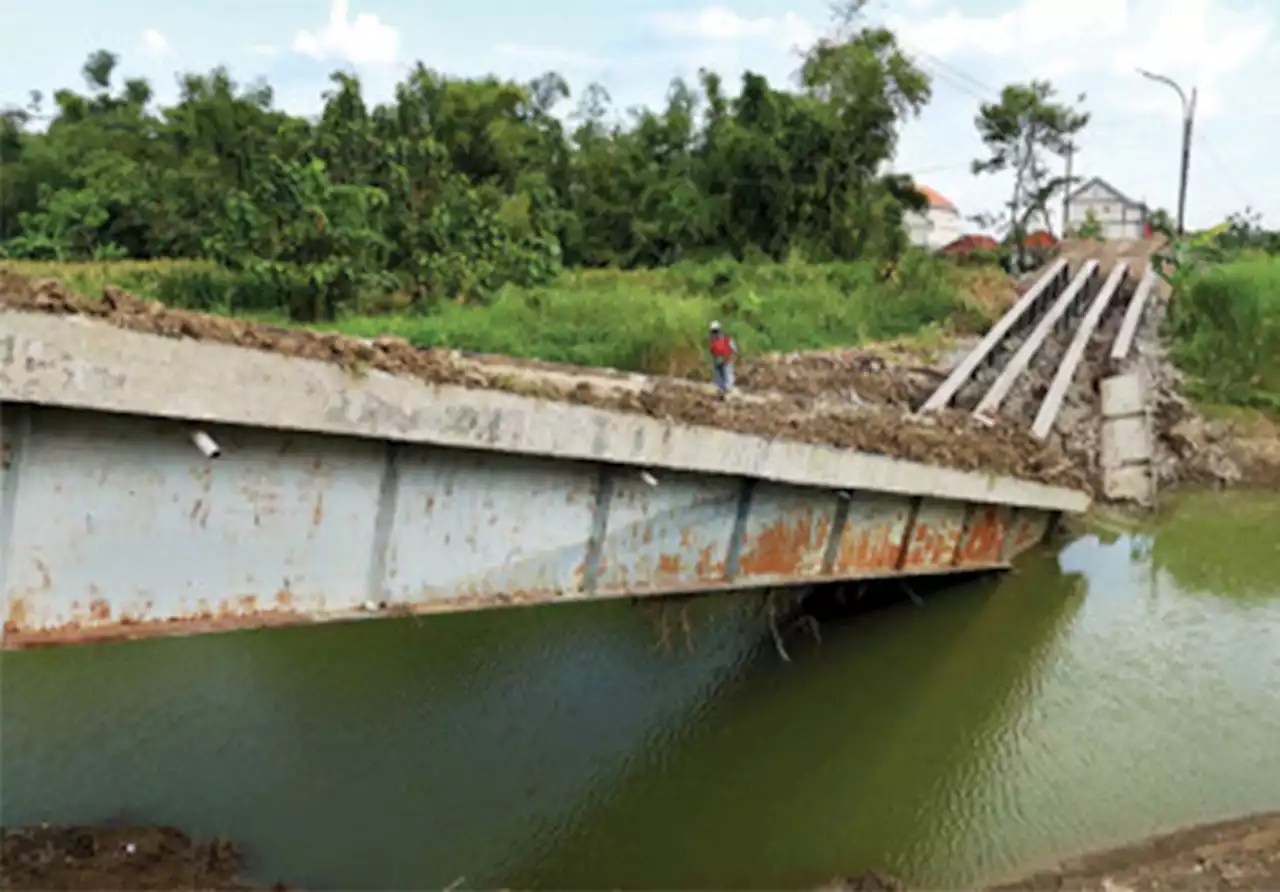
xmin=0 ymin=5 xmax=1104 ymax=319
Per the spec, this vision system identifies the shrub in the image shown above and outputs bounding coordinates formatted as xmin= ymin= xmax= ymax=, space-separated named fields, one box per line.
xmin=1169 ymin=257 xmax=1280 ymax=409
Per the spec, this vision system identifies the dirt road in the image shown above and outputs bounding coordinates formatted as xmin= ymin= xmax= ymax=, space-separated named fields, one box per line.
xmin=0 ymin=271 xmax=1088 ymax=490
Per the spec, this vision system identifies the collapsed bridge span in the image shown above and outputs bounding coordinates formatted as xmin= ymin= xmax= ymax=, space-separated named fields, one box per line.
xmin=0 ymin=282 xmax=1089 ymax=649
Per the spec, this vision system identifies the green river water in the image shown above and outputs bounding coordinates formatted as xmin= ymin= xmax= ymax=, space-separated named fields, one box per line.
xmin=2 ymin=490 xmax=1278 ymax=889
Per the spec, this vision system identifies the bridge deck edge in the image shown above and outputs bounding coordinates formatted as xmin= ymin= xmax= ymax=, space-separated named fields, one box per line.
xmin=0 ymin=310 xmax=1089 ymax=514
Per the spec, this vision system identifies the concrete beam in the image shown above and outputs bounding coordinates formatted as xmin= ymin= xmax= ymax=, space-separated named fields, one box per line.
xmin=1110 ymin=267 xmax=1158 ymax=362
xmin=1031 ymin=262 xmax=1129 ymax=440
xmin=0 ymin=310 xmax=1089 ymax=513
xmin=975 ymin=261 xmax=1099 ymax=417
xmin=921 ymin=258 xmax=1068 ymax=411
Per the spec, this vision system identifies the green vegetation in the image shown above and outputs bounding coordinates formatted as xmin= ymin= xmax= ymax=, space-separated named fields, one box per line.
xmin=1169 ymin=254 xmax=1280 ymax=410
xmin=1074 ymin=209 xmax=1105 ymax=241
xmin=2 ymin=255 xmax=1001 ymax=375
xmin=0 ymin=1 xmax=1053 ymax=373
xmin=1152 ymin=210 xmax=1280 ymax=410
xmin=970 ymin=80 xmax=1088 ymax=266
xmin=0 ymin=3 xmax=946 ymax=319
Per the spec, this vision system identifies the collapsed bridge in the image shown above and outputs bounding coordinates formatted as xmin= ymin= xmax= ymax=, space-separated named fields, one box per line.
xmin=0 ymin=248 xmax=1159 ymax=649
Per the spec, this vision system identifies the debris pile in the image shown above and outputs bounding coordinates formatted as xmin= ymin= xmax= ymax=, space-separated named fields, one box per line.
xmin=735 ymin=349 xmax=943 ymax=408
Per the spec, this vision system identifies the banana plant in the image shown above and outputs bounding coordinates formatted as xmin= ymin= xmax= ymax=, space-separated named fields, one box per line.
xmin=1151 ymin=219 xmax=1232 ymax=286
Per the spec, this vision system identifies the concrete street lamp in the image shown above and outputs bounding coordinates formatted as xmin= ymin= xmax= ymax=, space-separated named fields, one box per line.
xmin=1136 ymin=68 xmax=1196 ymax=236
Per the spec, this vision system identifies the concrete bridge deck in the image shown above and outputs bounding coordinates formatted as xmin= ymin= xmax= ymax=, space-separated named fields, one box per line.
xmin=0 ymin=308 xmax=1089 ymax=650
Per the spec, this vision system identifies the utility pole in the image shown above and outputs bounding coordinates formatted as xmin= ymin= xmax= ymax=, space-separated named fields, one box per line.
xmin=1177 ymin=89 xmax=1197 ymax=236
xmin=1137 ymin=68 xmax=1196 ymax=235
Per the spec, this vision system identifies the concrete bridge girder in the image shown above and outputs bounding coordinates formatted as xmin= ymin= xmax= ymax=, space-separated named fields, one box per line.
xmin=0 ymin=311 xmax=1082 ymax=649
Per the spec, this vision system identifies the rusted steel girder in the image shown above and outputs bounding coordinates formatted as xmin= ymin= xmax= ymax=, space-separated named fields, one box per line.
xmin=1 ymin=404 xmax=1059 ymax=650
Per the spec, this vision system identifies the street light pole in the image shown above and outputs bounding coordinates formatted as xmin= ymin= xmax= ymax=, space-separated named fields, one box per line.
xmin=1137 ymin=68 xmax=1196 ymax=236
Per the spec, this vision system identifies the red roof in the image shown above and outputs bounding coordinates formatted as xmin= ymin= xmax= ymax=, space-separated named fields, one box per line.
xmin=915 ymin=185 xmax=958 ymax=213
xmin=1023 ymin=230 xmax=1058 ymax=247
xmin=940 ymin=234 xmax=999 ymax=254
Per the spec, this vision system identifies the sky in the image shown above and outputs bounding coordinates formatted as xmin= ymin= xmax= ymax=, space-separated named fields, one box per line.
xmin=3 ymin=0 xmax=1278 ymax=231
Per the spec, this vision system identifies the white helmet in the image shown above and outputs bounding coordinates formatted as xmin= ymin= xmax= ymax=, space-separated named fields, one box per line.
xmin=709 ymin=320 xmax=722 ymax=331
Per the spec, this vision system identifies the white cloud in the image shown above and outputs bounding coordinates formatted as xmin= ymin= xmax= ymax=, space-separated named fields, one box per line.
xmin=247 ymin=44 xmax=280 ymax=57
xmin=140 ymin=28 xmax=171 ymax=59
xmin=891 ymin=0 xmax=1275 ymax=119
xmin=293 ymin=0 xmax=400 ymax=66
xmin=645 ymin=6 xmax=817 ymax=50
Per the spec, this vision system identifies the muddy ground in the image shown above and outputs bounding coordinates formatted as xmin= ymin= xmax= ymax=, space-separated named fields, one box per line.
xmin=0 ymin=271 xmax=1087 ymax=490
xmin=0 ymin=825 xmax=270 ymax=890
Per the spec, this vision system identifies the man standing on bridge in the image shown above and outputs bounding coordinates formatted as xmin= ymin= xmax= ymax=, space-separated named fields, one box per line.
xmin=707 ymin=321 xmax=738 ymax=398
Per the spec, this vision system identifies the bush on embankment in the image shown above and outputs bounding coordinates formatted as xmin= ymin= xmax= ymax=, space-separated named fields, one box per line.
xmin=1 ymin=254 xmax=1001 ymax=376
xmin=1169 ymin=255 xmax=1280 ymax=410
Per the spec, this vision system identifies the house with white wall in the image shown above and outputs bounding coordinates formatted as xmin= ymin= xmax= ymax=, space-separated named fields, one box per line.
xmin=1065 ymin=177 xmax=1149 ymax=240
xmin=904 ymin=185 xmax=965 ymax=251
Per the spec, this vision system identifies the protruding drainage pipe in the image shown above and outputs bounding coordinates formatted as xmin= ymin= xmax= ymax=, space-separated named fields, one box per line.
xmin=190 ymin=428 xmax=222 ymax=459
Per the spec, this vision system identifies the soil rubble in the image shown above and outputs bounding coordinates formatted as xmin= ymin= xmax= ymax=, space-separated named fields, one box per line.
xmin=0 ymin=271 xmax=1089 ymax=491
xmin=0 ymin=824 xmax=273 ymax=890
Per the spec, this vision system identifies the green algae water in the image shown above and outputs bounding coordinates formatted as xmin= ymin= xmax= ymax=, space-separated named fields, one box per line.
xmin=2 ymin=490 xmax=1278 ymax=889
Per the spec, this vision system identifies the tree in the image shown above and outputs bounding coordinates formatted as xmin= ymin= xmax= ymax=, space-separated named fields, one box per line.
xmin=2 ymin=27 xmax=941 ymax=297
xmin=1075 ymin=209 xmax=1104 ymax=240
xmin=972 ymin=80 xmax=1088 ymax=269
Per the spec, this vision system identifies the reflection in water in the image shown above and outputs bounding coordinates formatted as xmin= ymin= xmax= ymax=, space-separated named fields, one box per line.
xmin=1150 ymin=489 xmax=1280 ymax=600
xmin=2 ymin=491 xmax=1279 ymax=890
xmin=1 ymin=598 xmax=772 ymax=889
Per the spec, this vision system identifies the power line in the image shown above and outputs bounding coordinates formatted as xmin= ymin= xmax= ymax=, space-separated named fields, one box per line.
xmin=1195 ymin=131 xmax=1254 ymax=209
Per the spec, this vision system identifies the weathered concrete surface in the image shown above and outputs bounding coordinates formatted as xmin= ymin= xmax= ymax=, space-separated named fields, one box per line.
xmin=1102 ymin=373 xmax=1146 ymax=417
xmin=1100 ymin=372 xmax=1154 ymax=503
xmin=0 ymin=311 xmax=1090 ymax=650
xmin=0 ymin=309 xmax=1087 ymax=512
xmin=0 ymin=274 xmax=1092 ymax=490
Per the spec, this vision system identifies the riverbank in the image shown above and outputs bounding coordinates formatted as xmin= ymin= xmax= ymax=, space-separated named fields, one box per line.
xmin=0 ymin=824 xmax=266 ymax=890
xmin=7 ymin=813 xmax=1279 ymax=889
xmin=825 ymin=814 xmax=1280 ymax=891
xmin=990 ymin=812 xmax=1280 ymax=891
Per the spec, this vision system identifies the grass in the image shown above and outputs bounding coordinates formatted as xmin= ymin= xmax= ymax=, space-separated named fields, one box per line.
xmin=1169 ymin=254 xmax=1280 ymax=410
xmin=2 ymin=254 xmax=1010 ymax=376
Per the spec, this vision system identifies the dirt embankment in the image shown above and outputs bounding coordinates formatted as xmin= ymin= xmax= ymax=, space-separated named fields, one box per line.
xmin=0 ymin=825 xmax=270 ymax=890
xmin=821 ymin=813 xmax=1280 ymax=892
xmin=990 ymin=812 xmax=1280 ymax=891
xmin=0 ymin=271 xmax=1088 ymax=491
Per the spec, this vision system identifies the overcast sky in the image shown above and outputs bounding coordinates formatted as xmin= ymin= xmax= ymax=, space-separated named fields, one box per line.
xmin=3 ymin=0 xmax=1277 ymax=231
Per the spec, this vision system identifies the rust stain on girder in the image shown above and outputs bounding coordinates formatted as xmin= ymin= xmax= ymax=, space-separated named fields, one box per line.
xmin=955 ymin=505 xmax=1008 ymax=567
xmin=0 ymin=586 xmax=557 ymax=650
xmin=1008 ymin=512 xmax=1050 ymax=556
xmin=833 ymin=520 xmax=903 ymax=574
xmin=902 ymin=521 xmax=963 ymax=571
xmin=3 ymin=588 xmax=306 ymax=650
xmin=737 ymin=512 xmax=829 ymax=579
